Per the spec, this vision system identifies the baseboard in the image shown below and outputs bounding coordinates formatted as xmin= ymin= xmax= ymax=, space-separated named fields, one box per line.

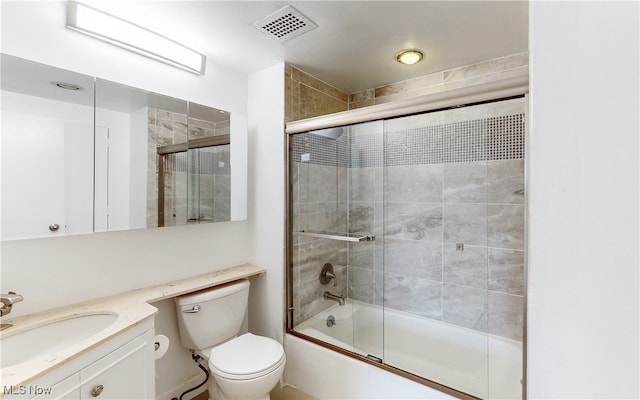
xmin=156 ymin=372 xmax=208 ymax=400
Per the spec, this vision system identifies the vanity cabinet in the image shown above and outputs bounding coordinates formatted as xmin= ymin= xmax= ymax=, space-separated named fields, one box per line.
xmin=78 ymin=328 xmax=153 ymax=399
xmin=9 ymin=320 xmax=155 ymax=400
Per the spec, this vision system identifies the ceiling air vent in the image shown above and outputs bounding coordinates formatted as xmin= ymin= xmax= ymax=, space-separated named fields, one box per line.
xmin=253 ymin=5 xmax=317 ymax=43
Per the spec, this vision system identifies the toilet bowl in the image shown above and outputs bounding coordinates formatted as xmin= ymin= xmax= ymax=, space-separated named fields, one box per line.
xmin=174 ymin=280 xmax=286 ymax=400
xmin=207 ymin=333 xmax=285 ymax=400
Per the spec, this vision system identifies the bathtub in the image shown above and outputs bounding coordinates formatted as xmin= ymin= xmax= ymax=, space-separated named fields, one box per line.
xmin=295 ymin=300 xmax=522 ymax=399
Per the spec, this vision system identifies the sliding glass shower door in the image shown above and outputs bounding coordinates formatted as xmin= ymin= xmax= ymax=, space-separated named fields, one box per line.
xmin=288 ymin=97 xmax=525 ymax=399
xmin=289 ymin=121 xmax=384 ymax=360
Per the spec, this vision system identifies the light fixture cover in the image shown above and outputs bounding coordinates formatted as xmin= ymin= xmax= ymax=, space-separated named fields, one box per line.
xmin=396 ymin=49 xmax=424 ymax=65
xmin=66 ymin=1 xmax=206 ymax=75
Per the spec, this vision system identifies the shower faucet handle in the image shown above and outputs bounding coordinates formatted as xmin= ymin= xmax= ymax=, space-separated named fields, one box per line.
xmin=319 ymin=263 xmax=337 ymax=286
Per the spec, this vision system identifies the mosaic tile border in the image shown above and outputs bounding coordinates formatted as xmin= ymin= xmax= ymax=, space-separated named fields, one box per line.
xmin=291 ymin=113 xmax=525 ymax=168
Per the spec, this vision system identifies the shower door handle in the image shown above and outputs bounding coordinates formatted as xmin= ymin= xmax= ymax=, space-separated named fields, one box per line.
xmin=183 ymin=305 xmax=201 ymax=313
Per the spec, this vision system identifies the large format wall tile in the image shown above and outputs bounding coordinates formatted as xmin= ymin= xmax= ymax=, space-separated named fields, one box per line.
xmin=488 ymin=248 xmax=524 ymax=295
xmin=443 ymin=203 xmax=487 ymax=246
xmin=348 ymin=241 xmax=376 ymax=270
xmin=384 ymin=273 xmax=443 ymax=319
xmin=348 ymin=201 xmax=376 ymax=234
xmin=384 ymin=238 xmax=443 ymax=281
xmin=295 ymin=239 xmax=348 ymax=284
xmin=308 ymin=164 xmax=339 ymax=202
xmin=442 ymin=243 xmax=487 ymax=289
xmin=349 ymin=167 xmax=376 ymax=201
xmin=487 ymin=160 xmax=525 ymax=204
xmin=384 ymin=164 xmax=443 ymax=203
xmin=443 ymin=283 xmax=488 ymax=332
xmin=384 ymin=202 xmax=443 ymax=241
xmin=299 ymin=202 xmax=348 ymax=236
xmin=443 ymin=162 xmax=487 ymax=203
xmin=348 ymin=266 xmax=375 ymax=303
xmin=487 ymin=205 xmax=525 ymax=250
xmin=488 ymin=291 xmax=523 ymax=341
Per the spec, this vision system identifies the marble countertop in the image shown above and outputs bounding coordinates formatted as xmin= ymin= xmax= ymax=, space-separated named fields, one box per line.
xmin=0 ymin=263 xmax=266 ymax=389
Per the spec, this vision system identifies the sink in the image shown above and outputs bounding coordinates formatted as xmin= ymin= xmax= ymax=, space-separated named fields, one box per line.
xmin=0 ymin=313 xmax=117 ymax=368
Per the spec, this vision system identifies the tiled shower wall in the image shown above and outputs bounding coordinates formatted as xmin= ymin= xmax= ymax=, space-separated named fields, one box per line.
xmin=350 ymin=99 xmax=525 ymax=341
xmin=290 ymin=133 xmax=350 ymax=324
xmin=188 ymin=146 xmax=231 ymax=223
xmin=285 ymin=51 xmax=528 ymax=122
xmin=291 ymin=99 xmax=525 ymax=341
xmin=288 ymin=53 xmax=527 ymax=341
xmin=146 ymin=109 xmax=230 ymax=227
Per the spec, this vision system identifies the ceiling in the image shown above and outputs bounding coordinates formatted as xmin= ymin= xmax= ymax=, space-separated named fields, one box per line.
xmin=83 ymin=1 xmax=529 ymax=94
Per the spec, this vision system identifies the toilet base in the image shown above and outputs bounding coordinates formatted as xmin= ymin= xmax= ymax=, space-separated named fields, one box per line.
xmin=207 ymin=379 xmax=270 ymax=400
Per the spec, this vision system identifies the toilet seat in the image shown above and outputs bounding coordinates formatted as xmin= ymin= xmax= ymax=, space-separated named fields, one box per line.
xmin=208 ymin=333 xmax=285 ymax=381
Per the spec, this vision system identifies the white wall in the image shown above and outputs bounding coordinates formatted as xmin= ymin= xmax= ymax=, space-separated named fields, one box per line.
xmin=0 ymin=0 xmax=252 ymax=310
xmin=246 ymin=63 xmax=286 ymax=342
xmin=0 ymin=1 xmax=260 ymax=398
xmin=528 ymin=2 xmax=639 ymax=398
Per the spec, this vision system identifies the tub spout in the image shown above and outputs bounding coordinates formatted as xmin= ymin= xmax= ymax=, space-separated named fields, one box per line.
xmin=323 ymin=291 xmax=345 ymax=306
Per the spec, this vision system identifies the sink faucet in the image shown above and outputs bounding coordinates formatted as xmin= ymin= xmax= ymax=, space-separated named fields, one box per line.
xmin=1 ymin=292 xmax=23 ymax=317
xmin=323 ymin=291 xmax=345 ymax=306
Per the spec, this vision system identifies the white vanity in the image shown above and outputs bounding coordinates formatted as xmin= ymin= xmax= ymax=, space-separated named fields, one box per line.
xmin=0 ymin=264 xmax=265 ymax=400
xmin=6 ymin=319 xmax=154 ymax=399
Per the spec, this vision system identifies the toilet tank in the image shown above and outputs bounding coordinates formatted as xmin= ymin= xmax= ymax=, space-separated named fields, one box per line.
xmin=174 ymin=279 xmax=250 ymax=351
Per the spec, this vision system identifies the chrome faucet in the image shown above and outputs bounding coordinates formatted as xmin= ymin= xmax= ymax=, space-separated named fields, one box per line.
xmin=323 ymin=291 xmax=345 ymax=306
xmin=1 ymin=292 xmax=23 ymax=317
xmin=319 ymin=263 xmax=337 ymax=287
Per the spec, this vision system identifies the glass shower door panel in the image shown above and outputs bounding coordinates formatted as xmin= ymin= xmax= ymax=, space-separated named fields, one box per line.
xmin=381 ymin=99 xmax=526 ymax=398
xmin=381 ymin=106 xmax=491 ymax=398
xmin=289 ymin=121 xmax=384 ymax=361
xmin=289 ymin=128 xmax=352 ymax=351
xmin=347 ymin=121 xmax=384 ymax=361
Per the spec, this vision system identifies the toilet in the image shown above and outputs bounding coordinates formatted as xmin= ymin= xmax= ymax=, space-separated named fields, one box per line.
xmin=174 ymin=279 xmax=285 ymax=400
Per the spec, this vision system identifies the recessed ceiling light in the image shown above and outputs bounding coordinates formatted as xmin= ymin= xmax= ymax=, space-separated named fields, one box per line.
xmin=396 ymin=49 xmax=424 ymax=65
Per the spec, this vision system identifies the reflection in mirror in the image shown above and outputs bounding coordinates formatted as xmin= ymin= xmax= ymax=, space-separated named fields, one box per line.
xmin=1 ymin=54 xmax=95 ymax=240
xmin=187 ymin=103 xmax=231 ymax=224
xmin=1 ymin=54 xmax=246 ymax=241
xmin=95 ymin=80 xmax=232 ymax=229
xmin=94 ymin=78 xmax=189 ymax=231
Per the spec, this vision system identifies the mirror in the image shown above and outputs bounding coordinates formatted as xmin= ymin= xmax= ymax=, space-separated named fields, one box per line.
xmin=1 ymin=54 xmax=247 ymax=241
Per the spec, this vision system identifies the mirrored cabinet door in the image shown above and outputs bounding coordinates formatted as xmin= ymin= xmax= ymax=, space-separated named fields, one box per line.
xmin=1 ymin=54 xmax=95 ymax=240
xmin=1 ymin=54 xmax=246 ymax=241
xmin=95 ymin=78 xmax=190 ymax=231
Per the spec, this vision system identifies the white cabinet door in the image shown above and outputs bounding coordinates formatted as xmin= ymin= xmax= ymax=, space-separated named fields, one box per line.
xmin=79 ymin=330 xmax=154 ymax=399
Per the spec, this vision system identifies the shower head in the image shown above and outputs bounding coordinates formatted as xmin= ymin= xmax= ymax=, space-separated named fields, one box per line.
xmin=309 ymin=127 xmax=344 ymax=140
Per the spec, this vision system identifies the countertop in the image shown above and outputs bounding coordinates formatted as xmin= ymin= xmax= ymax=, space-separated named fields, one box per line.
xmin=0 ymin=263 xmax=266 ymax=389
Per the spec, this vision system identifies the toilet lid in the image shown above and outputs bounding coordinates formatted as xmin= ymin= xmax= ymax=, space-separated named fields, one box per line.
xmin=208 ymin=333 xmax=284 ymax=379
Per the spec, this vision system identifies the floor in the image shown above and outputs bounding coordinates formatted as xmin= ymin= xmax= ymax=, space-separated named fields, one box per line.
xmin=191 ymin=385 xmax=316 ymax=400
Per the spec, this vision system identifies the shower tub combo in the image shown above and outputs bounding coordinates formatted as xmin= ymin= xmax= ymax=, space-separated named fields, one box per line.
xmin=297 ymin=300 xmax=522 ymax=399
xmin=286 ymin=77 xmax=528 ymax=399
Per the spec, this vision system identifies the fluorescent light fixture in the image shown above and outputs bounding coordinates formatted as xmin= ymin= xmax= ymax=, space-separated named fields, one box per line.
xmin=66 ymin=1 xmax=206 ymax=75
